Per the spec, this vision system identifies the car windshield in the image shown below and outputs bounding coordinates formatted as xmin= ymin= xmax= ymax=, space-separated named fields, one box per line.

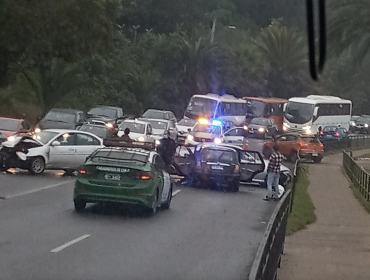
xmin=44 ymin=111 xmax=76 ymax=123
xmin=119 ymin=122 xmax=145 ymax=134
xmin=246 ymin=100 xmax=265 ymax=117
xmin=185 ymin=97 xmax=218 ymax=119
xmin=194 ymin=124 xmax=221 ymax=135
xmin=357 ymin=116 xmax=370 ymax=123
xmin=251 ymin=118 xmax=268 ymax=125
xmin=32 ymin=131 xmax=58 ymax=144
xmin=284 ymin=102 xmax=315 ymax=124
xmin=0 ymin=118 xmax=19 ymax=131
xmin=302 ymin=137 xmax=320 ymax=143
xmin=201 ymin=149 xmax=238 ymax=164
xmin=91 ymin=149 xmax=148 ymax=165
xmin=79 ymin=125 xmax=107 ymax=138
xmin=145 ymin=120 xmax=167 ymax=130
xmin=178 ymin=119 xmax=197 ymax=126
xmin=142 ymin=110 xmax=168 ymax=120
xmin=88 ymin=107 xmax=118 ymax=119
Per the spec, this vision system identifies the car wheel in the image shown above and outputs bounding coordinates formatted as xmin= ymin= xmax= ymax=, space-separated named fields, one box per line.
xmin=147 ymin=190 xmax=158 ymax=216
xmin=161 ymin=185 xmax=173 ymax=210
xmin=64 ymin=169 xmax=75 ymax=176
xmin=313 ymin=156 xmax=323 ymax=163
xmin=74 ymin=199 xmax=86 ymax=212
xmin=28 ymin=157 xmax=45 ymax=175
xmin=262 ymin=147 xmax=272 ymax=159
xmin=289 ymin=151 xmax=298 ymax=163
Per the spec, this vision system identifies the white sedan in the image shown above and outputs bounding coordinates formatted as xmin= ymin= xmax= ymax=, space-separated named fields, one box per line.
xmin=10 ymin=129 xmax=103 ymax=174
xmin=118 ymin=119 xmax=155 ymax=143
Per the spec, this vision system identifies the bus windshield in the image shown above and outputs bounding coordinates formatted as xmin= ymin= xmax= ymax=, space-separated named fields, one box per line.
xmin=246 ymin=100 xmax=265 ymax=117
xmin=185 ymin=97 xmax=218 ymax=119
xmin=285 ymin=102 xmax=315 ymax=124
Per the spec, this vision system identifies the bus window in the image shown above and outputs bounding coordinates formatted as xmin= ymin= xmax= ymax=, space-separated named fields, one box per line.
xmin=218 ymin=102 xmax=247 ymax=116
xmin=246 ymin=100 xmax=265 ymax=117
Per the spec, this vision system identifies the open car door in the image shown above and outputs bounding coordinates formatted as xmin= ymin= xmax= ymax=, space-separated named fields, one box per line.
xmin=239 ymin=150 xmax=265 ymax=182
xmin=172 ymin=145 xmax=196 ymax=176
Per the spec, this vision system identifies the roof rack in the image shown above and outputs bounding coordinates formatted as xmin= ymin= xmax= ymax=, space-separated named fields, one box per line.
xmin=103 ymin=137 xmax=156 ymax=151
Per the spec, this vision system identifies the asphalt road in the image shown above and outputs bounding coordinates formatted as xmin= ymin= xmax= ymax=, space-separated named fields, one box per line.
xmin=0 ymin=159 xmax=277 ymax=280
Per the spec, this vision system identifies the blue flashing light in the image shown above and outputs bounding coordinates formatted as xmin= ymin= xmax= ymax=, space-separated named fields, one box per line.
xmin=211 ymin=119 xmax=223 ymax=126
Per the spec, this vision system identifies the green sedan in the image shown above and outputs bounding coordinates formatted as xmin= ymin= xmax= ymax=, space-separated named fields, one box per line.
xmin=73 ymin=143 xmax=173 ymax=215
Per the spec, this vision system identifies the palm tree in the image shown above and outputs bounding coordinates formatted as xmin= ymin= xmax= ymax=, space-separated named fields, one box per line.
xmin=19 ymin=59 xmax=82 ymax=115
xmin=328 ymin=0 xmax=370 ymax=64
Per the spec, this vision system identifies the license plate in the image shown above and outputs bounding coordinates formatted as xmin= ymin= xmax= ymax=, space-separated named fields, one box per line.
xmin=104 ymin=174 xmax=121 ymax=180
xmin=312 ymin=153 xmax=318 ymax=156
xmin=211 ymin=165 xmax=224 ymax=170
xmin=249 ymin=130 xmax=254 ymax=133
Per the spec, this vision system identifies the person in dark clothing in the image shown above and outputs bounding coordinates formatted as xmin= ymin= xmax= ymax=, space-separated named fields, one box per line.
xmin=157 ymin=130 xmax=177 ymax=167
xmin=121 ymin=128 xmax=132 ymax=142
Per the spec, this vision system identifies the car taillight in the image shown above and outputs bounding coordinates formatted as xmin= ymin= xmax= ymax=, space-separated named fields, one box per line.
xmin=320 ymin=143 xmax=324 ymax=148
xmin=131 ymin=172 xmax=154 ymax=180
xmin=319 ymin=131 xmax=324 ymax=136
xmin=299 ymin=142 xmax=308 ymax=148
xmin=334 ymin=132 xmax=340 ymax=137
xmin=78 ymin=165 xmax=96 ymax=175
xmin=234 ymin=165 xmax=240 ymax=174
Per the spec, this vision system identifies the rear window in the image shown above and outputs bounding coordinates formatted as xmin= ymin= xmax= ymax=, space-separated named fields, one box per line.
xmin=302 ymin=137 xmax=320 ymax=143
xmin=323 ymin=127 xmax=338 ymax=132
xmin=201 ymin=149 xmax=238 ymax=164
xmin=251 ymin=118 xmax=268 ymax=125
xmin=91 ymin=149 xmax=148 ymax=165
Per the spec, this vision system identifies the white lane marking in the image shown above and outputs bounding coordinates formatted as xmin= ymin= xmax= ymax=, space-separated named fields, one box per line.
xmin=172 ymin=190 xmax=181 ymax=197
xmin=3 ymin=180 xmax=74 ymax=200
xmin=51 ymin=234 xmax=90 ymax=253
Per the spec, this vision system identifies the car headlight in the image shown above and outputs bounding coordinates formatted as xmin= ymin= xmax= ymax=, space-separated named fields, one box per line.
xmin=243 ymin=125 xmax=248 ymax=131
xmin=283 ymin=122 xmax=290 ymax=128
xmin=105 ymin=122 xmax=114 ymax=129
xmin=303 ymin=126 xmax=312 ymax=134
xmin=34 ymin=128 xmax=41 ymax=134
xmin=350 ymin=121 xmax=355 ymax=126
xmin=214 ymin=137 xmax=222 ymax=144
xmin=137 ymin=136 xmax=145 ymax=142
xmin=7 ymin=136 xmax=16 ymax=142
xmin=187 ymin=135 xmax=194 ymax=141
xmin=365 ymin=124 xmax=369 ymax=128
xmin=155 ymin=140 xmax=160 ymax=146
xmin=258 ymin=127 xmax=265 ymax=133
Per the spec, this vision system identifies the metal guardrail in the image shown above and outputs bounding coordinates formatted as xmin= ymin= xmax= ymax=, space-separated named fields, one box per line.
xmin=321 ymin=134 xmax=370 ymax=153
xmin=343 ymin=151 xmax=370 ymax=201
xmin=249 ymin=189 xmax=292 ymax=280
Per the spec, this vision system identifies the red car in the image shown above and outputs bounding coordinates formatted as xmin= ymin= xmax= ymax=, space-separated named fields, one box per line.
xmin=0 ymin=117 xmax=32 ymax=139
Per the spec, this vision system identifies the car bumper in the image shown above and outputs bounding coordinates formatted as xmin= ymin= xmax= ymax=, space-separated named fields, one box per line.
xmin=194 ymin=172 xmax=239 ymax=185
xmin=299 ymin=152 xmax=323 ymax=159
xmin=74 ymin=179 xmax=156 ymax=208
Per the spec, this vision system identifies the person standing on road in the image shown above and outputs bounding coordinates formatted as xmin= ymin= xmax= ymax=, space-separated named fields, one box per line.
xmin=157 ymin=130 xmax=177 ymax=168
xmin=264 ymin=145 xmax=285 ymax=201
xmin=120 ymin=128 xmax=132 ymax=142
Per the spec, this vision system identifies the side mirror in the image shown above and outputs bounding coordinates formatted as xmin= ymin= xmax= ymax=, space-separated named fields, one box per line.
xmin=51 ymin=141 xmax=61 ymax=146
xmin=283 ymin=103 xmax=287 ymax=112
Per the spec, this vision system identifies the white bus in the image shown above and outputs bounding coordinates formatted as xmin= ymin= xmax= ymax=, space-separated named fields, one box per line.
xmin=283 ymin=95 xmax=352 ymax=134
xmin=184 ymin=93 xmax=247 ymax=126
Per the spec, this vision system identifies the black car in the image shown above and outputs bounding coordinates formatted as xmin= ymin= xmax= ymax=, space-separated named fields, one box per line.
xmin=245 ymin=117 xmax=277 ymax=139
xmin=87 ymin=105 xmax=125 ymax=126
xmin=36 ymin=108 xmax=86 ymax=131
xmin=351 ymin=115 xmax=370 ymax=134
xmin=77 ymin=123 xmax=110 ymax=139
xmin=173 ymin=144 xmax=265 ymax=192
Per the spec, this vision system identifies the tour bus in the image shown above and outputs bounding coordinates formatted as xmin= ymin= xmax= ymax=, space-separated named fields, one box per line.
xmin=184 ymin=93 xmax=247 ymax=126
xmin=243 ymin=97 xmax=288 ymax=131
xmin=283 ymin=95 xmax=352 ymax=134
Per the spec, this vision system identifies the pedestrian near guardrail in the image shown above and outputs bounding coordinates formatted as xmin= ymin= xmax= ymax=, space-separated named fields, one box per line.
xmin=264 ymin=145 xmax=285 ymax=201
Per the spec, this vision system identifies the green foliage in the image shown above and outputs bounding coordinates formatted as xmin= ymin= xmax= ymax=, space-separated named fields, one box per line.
xmin=286 ymin=165 xmax=316 ymax=236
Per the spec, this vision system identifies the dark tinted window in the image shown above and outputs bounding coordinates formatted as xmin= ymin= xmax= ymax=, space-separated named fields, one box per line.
xmin=44 ymin=111 xmax=76 ymax=123
xmin=317 ymin=103 xmax=351 ymax=116
xmin=76 ymin=133 xmax=100 ymax=145
xmin=251 ymin=118 xmax=268 ymax=125
xmin=91 ymin=150 xmax=148 ymax=165
xmin=201 ymin=149 xmax=238 ymax=164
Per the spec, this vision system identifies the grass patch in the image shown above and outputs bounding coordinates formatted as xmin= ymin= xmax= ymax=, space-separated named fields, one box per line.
xmin=286 ymin=166 xmax=317 ymax=236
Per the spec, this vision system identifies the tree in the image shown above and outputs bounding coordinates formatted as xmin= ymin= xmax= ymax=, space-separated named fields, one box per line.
xmin=328 ymin=0 xmax=370 ymax=64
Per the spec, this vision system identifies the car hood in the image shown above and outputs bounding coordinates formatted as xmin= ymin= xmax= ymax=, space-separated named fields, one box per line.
xmin=116 ymin=131 xmax=144 ymax=140
xmin=177 ymin=125 xmax=192 ymax=133
xmin=248 ymin=124 xmax=267 ymax=130
xmin=38 ymin=120 xmax=75 ymax=130
xmin=88 ymin=116 xmax=115 ymax=123
xmin=192 ymin=132 xmax=217 ymax=139
xmin=152 ymin=128 xmax=165 ymax=136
